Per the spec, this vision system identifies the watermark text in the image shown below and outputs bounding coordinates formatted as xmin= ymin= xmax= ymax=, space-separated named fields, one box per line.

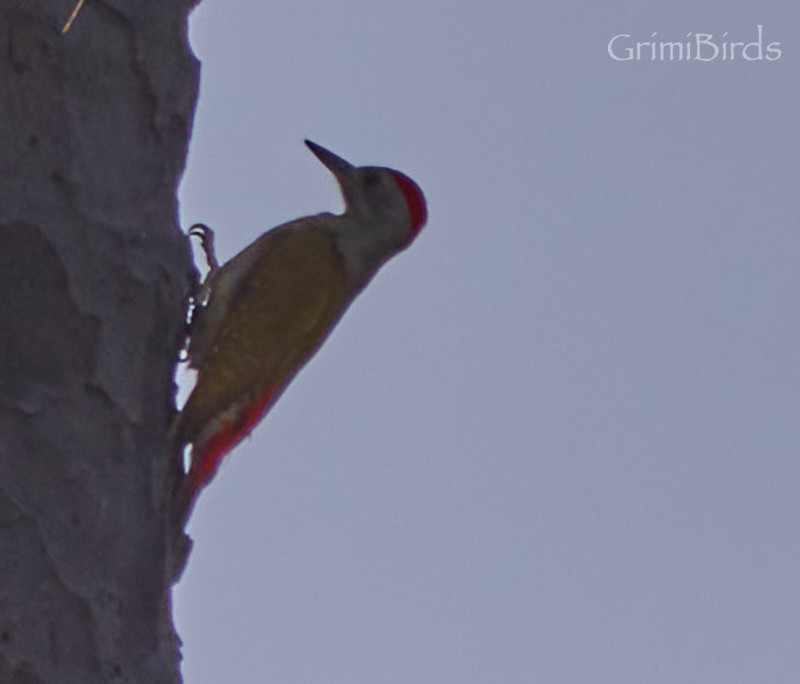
xmin=608 ymin=25 xmax=781 ymax=62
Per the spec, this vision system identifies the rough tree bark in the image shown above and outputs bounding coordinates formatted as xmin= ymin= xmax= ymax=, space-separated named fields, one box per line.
xmin=0 ymin=1 xmax=200 ymax=682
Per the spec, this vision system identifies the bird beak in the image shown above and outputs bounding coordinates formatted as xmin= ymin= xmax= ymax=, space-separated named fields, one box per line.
xmin=305 ymin=140 xmax=354 ymax=182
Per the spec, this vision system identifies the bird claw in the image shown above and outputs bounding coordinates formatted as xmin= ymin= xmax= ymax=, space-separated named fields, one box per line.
xmin=188 ymin=223 xmax=219 ymax=272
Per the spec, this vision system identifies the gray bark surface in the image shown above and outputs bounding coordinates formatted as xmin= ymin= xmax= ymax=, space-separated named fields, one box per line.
xmin=0 ymin=1 xmax=200 ymax=681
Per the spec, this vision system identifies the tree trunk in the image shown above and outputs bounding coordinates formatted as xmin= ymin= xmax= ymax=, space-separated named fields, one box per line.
xmin=0 ymin=1 xmax=199 ymax=681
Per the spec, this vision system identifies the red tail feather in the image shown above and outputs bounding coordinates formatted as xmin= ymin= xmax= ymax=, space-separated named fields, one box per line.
xmin=188 ymin=388 xmax=278 ymax=493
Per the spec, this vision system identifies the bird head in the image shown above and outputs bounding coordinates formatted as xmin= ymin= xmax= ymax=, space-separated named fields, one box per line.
xmin=305 ymin=140 xmax=427 ymax=246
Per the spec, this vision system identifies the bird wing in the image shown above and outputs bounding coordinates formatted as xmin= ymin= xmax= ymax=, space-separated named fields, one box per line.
xmin=175 ymin=221 xmax=350 ymax=491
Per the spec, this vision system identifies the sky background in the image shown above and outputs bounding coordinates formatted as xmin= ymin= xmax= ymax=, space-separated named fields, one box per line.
xmin=175 ymin=2 xmax=800 ymax=682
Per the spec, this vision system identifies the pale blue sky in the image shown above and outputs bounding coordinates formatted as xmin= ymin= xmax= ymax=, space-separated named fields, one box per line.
xmin=176 ymin=2 xmax=800 ymax=682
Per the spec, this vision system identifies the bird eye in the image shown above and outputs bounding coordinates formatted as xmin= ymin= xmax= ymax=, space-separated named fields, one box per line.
xmin=363 ymin=172 xmax=381 ymax=186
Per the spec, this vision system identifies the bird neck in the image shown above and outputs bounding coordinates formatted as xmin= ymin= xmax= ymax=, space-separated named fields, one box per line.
xmin=334 ymin=214 xmax=408 ymax=291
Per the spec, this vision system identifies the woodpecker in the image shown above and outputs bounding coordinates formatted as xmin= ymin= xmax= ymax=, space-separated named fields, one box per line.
xmin=172 ymin=140 xmax=427 ymax=524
